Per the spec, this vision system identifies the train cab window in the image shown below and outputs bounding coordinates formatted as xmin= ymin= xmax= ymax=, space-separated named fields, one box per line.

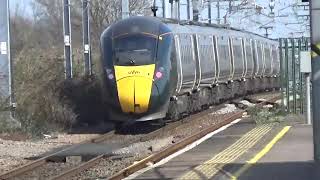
xmin=113 ymin=33 xmax=157 ymax=66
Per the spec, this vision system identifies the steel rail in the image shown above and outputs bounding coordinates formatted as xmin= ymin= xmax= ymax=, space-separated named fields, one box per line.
xmin=0 ymin=130 xmax=116 ymax=180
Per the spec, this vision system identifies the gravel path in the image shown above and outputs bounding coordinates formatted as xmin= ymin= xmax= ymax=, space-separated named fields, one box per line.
xmin=0 ymin=134 xmax=99 ymax=175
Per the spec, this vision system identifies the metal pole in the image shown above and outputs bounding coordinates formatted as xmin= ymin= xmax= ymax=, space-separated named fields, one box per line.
xmin=285 ymin=39 xmax=290 ymax=112
xmin=192 ymin=0 xmax=199 ymax=21
xmin=279 ymin=39 xmax=285 ymax=111
xmin=0 ymin=0 xmax=14 ymax=117
xmin=63 ymin=0 xmax=73 ymax=79
xmin=187 ymin=0 xmax=190 ymax=20
xmin=122 ymin=0 xmax=129 ymax=19
xmin=172 ymin=0 xmax=177 ymax=19
xmin=310 ymin=0 xmax=320 ymax=162
xmin=162 ymin=0 xmax=166 ymax=18
xmin=82 ymin=0 xmax=92 ymax=76
xmin=208 ymin=0 xmax=211 ymax=24
xmin=170 ymin=1 xmax=173 ymax=18
xmin=306 ymin=73 xmax=311 ymax=125
xmin=217 ymin=0 xmax=220 ymax=24
xmin=298 ymin=38 xmax=304 ymax=114
xmin=177 ymin=0 xmax=180 ymax=20
xmin=292 ymin=38 xmax=297 ymax=114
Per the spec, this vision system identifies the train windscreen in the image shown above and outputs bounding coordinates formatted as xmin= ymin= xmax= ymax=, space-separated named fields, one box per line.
xmin=113 ymin=34 xmax=158 ymax=66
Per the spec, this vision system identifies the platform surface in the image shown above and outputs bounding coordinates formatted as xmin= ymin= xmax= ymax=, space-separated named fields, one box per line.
xmin=132 ymin=118 xmax=319 ymax=180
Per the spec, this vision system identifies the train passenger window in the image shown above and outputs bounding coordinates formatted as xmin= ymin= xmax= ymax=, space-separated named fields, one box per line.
xmin=113 ymin=34 xmax=157 ymax=65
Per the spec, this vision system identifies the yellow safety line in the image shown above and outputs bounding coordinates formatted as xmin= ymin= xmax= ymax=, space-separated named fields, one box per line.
xmin=177 ymin=124 xmax=274 ymax=180
xmin=231 ymin=126 xmax=291 ymax=180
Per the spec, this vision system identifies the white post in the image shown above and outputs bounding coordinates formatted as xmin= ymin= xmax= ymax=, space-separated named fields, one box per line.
xmin=300 ymin=51 xmax=312 ymax=125
xmin=122 ymin=0 xmax=129 ymax=19
xmin=306 ymin=73 xmax=312 ymax=125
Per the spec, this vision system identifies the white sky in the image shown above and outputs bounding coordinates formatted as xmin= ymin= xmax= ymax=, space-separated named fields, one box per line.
xmin=10 ymin=0 xmax=310 ymax=39
xmin=156 ymin=0 xmax=310 ymax=38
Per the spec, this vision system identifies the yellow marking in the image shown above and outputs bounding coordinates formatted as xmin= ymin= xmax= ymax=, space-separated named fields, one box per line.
xmin=231 ymin=126 xmax=291 ymax=180
xmin=312 ymin=43 xmax=320 ymax=58
xmin=114 ymin=64 xmax=155 ymax=114
xmin=177 ymin=124 xmax=274 ymax=180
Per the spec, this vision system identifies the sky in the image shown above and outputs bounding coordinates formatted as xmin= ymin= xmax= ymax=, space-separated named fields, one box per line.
xmin=9 ymin=0 xmax=310 ymax=39
xmin=156 ymin=0 xmax=310 ymax=38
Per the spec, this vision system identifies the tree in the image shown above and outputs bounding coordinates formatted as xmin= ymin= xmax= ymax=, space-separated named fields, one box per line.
xmin=89 ymin=0 xmax=152 ymax=41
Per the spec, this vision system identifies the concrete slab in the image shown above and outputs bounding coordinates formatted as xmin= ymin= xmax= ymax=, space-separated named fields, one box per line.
xmin=134 ymin=119 xmax=261 ymax=179
xmin=132 ymin=119 xmax=317 ymax=180
xmin=237 ymin=125 xmax=320 ymax=180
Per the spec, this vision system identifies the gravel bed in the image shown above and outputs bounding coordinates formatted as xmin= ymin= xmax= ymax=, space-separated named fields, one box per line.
xmin=0 ymin=134 xmax=99 ymax=175
xmin=11 ymin=162 xmax=77 ymax=180
xmin=0 ymin=158 xmax=30 ymax=175
xmin=74 ymin=154 xmax=149 ymax=180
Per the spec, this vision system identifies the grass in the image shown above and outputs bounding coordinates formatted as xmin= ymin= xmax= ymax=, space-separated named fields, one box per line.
xmin=247 ymin=104 xmax=287 ymax=125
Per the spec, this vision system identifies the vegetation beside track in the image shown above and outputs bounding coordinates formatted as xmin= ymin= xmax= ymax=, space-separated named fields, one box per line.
xmin=248 ymin=104 xmax=287 ymax=125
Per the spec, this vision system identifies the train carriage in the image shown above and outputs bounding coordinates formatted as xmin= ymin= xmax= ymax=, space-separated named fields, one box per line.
xmin=99 ymin=16 xmax=280 ymax=123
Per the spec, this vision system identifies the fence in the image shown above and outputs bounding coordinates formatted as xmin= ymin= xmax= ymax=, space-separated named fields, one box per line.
xmin=279 ymin=37 xmax=310 ymax=114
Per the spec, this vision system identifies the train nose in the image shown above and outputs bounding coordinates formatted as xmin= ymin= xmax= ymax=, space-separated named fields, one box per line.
xmin=114 ymin=64 xmax=155 ymax=114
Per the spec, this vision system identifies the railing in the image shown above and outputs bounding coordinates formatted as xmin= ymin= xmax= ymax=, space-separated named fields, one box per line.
xmin=279 ymin=37 xmax=310 ymax=114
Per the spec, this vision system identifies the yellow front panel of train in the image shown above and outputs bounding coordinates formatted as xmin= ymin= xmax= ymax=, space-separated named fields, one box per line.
xmin=114 ymin=64 xmax=155 ymax=114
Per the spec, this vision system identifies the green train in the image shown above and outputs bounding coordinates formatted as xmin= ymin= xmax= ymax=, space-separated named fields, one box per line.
xmin=99 ymin=16 xmax=280 ymax=122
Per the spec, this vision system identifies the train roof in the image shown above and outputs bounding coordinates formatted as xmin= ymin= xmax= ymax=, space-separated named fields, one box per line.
xmin=157 ymin=17 xmax=278 ymax=42
xmin=102 ymin=16 xmax=277 ymax=44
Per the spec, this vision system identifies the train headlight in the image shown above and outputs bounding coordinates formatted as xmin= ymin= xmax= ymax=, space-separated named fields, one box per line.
xmin=108 ymin=74 xmax=114 ymax=80
xmin=106 ymin=68 xmax=114 ymax=80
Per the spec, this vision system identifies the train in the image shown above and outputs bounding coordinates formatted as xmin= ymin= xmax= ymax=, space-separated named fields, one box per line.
xmin=99 ymin=16 xmax=280 ymax=123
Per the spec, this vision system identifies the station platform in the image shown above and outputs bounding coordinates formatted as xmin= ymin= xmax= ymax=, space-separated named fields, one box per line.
xmin=129 ymin=118 xmax=319 ymax=180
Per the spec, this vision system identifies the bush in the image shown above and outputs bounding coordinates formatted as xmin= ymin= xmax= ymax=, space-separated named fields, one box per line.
xmin=247 ymin=105 xmax=285 ymax=125
xmin=14 ymin=48 xmax=77 ymax=137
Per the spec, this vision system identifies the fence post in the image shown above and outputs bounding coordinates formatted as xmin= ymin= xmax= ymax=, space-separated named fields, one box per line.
xmin=292 ymin=38 xmax=297 ymax=114
xmin=285 ymin=38 xmax=290 ymax=112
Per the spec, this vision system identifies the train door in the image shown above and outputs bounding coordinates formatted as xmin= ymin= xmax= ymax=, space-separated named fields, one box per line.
xmin=196 ymin=34 xmax=217 ymax=86
xmin=216 ymin=36 xmax=232 ymax=82
xmin=254 ymin=40 xmax=264 ymax=77
xmin=232 ymin=37 xmax=245 ymax=80
xmin=272 ymin=45 xmax=280 ymax=76
xmin=174 ymin=33 xmax=197 ymax=94
xmin=264 ymin=43 xmax=273 ymax=77
xmin=244 ymin=38 xmax=254 ymax=78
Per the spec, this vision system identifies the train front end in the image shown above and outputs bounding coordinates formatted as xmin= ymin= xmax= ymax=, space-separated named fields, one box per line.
xmin=100 ymin=16 xmax=176 ymax=122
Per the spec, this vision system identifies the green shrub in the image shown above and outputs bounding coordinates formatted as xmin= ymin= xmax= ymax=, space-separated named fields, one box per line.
xmin=247 ymin=105 xmax=285 ymax=125
xmin=14 ymin=48 xmax=77 ymax=137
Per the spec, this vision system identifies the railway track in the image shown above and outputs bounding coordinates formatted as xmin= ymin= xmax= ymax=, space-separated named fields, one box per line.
xmin=0 ymin=92 xmax=280 ymax=180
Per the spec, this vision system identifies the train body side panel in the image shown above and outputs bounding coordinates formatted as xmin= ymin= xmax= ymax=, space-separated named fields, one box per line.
xmin=216 ymin=36 xmax=233 ymax=82
xmin=244 ymin=38 xmax=254 ymax=78
xmin=264 ymin=43 xmax=273 ymax=76
xmin=196 ymin=34 xmax=217 ymax=86
xmin=232 ymin=37 xmax=245 ymax=80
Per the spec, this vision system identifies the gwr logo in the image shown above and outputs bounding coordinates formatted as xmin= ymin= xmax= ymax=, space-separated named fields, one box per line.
xmin=128 ymin=70 xmax=140 ymax=75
